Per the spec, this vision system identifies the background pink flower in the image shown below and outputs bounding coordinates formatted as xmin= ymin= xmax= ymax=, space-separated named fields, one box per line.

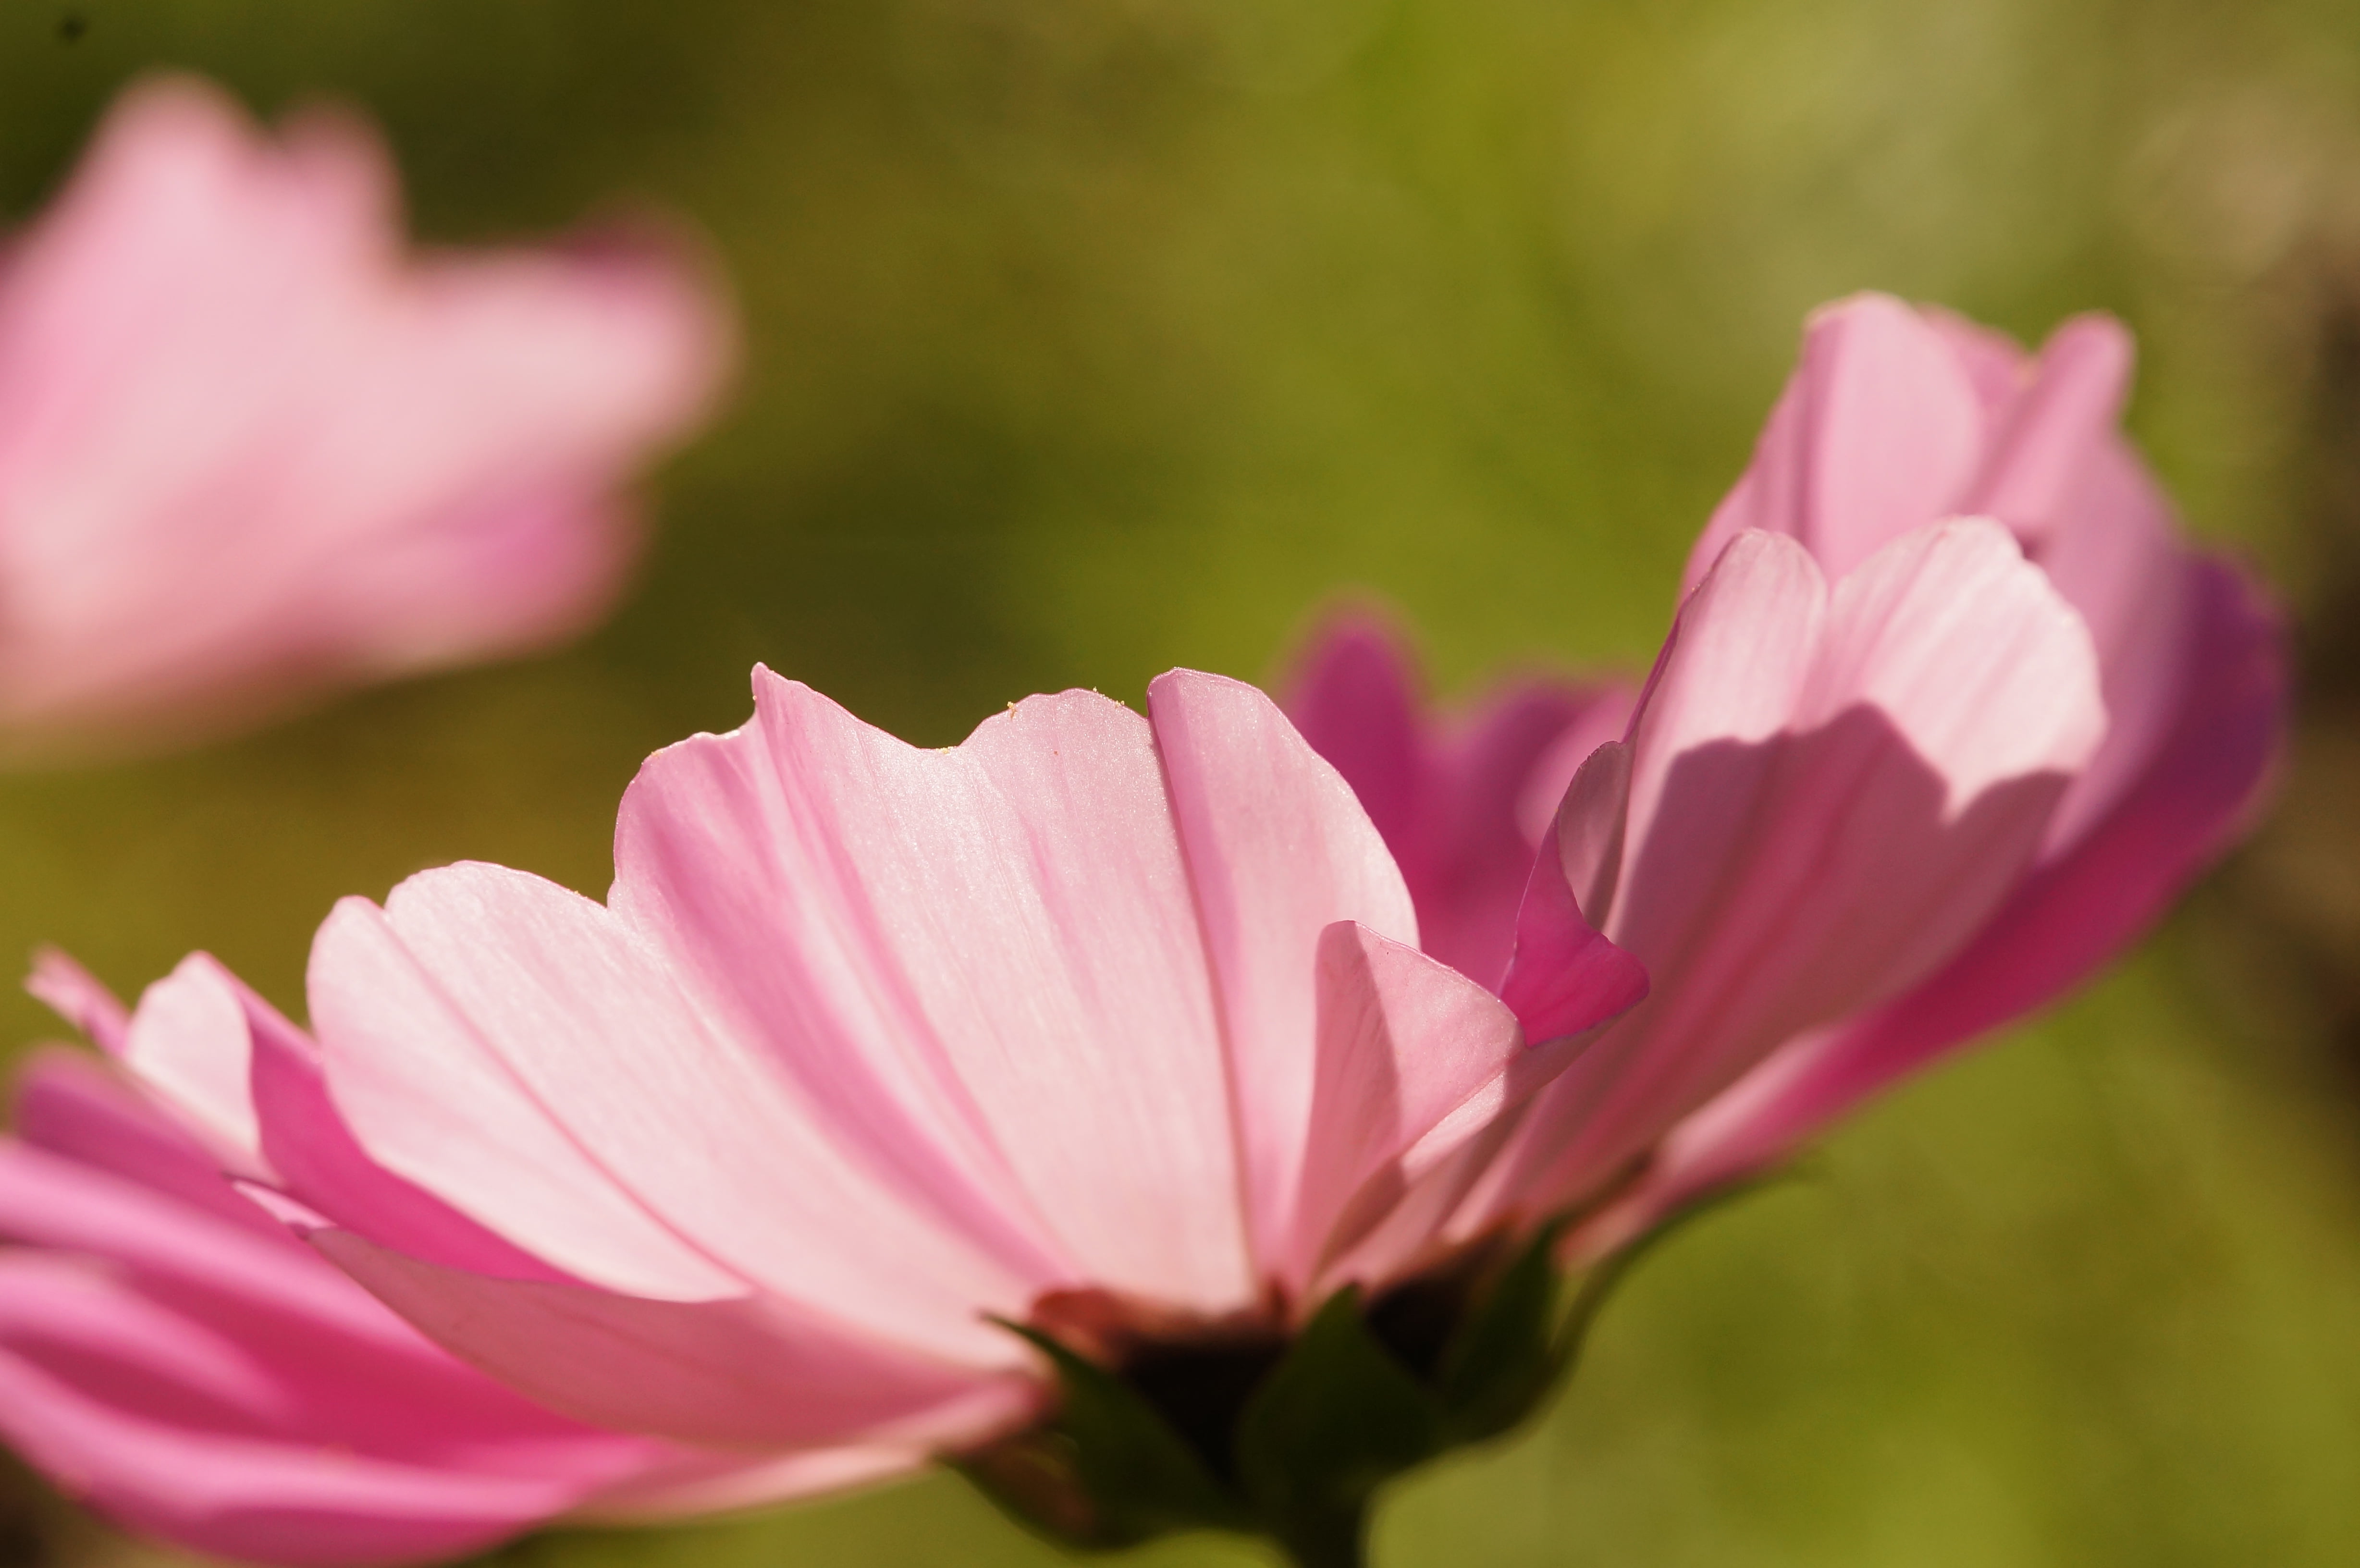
xmin=0 ymin=76 xmax=733 ymax=759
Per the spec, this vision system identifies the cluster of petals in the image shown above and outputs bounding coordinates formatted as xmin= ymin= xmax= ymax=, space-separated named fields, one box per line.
xmin=5 ymin=668 xmax=1647 ymax=1561
xmin=1288 ymin=293 xmax=2285 ymax=1251
xmin=0 ymin=77 xmax=731 ymax=758
xmin=0 ymin=294 xmax=2286 ymax=1565
xmin=0 ymin=958 xmax=914 ymax=1566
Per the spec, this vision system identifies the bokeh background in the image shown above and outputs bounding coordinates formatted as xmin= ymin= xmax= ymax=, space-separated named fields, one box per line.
xmin=3 ymin=0 xmax=2360 ymax=1563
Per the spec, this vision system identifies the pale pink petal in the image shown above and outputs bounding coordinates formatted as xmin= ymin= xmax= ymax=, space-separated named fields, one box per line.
xmin=1146 ymin=669 xmax=1419 ymax=1273
xmin=314 ymin=1231 xmax=1034 ymax=1452
xmin=24 ymin=948 xmax=129 ymax=1053
xmin=1498 ymin=522 xmax=2103 ymax=1211
xmin=1916 ymin=311 xmax=2188 ymax=852
xmin=220 ymin=961 xmax=580 ymax=1286
xmin=356 ymin=861 xmax=1037 ymax=1358
xmin=1682 ymin=294 xmax=1988 ymax=594
xmin=306 ymin=897 xmax=747 ymax=1305
xmin=67 ymin=946 xmax=576 ymax=1284
xmin=2029 ymin=439 xmax=2195 ymax=851
xmin=1285 ymin=921 xmax=1636 ymax=1296
xmin=1918 ymin=306 xmax=2032 ymax=414
xmin=116 ymin=954 xmax=271 ymax=1171
xmin=1617 ymin=553 xmax=2283 ymax=1219
xmin=1511 ymin=695 xmax=1636 ymax=852
xmin=613 ymin=669 xmax=1245 ymax=1309
xmin=1960 ymin=314 xmax=2133 ymax=540
xmin=1625 ymin=530 xmax=1830 ymax=854
xmin=283 ymin=235 xmax=726 ymax=678
xmin=1795 ymin=519 xmax=2106 ymax=800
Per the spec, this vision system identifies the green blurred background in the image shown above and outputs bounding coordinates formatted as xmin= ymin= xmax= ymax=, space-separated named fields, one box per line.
xmin=4 ymin=0 xmax=2360 ymax=1563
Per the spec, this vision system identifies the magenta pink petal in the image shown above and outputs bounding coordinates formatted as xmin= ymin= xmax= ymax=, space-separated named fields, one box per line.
xmin=1499 ymin=742 xmax=1649 ymax=1044
xmin=0 ymin=1341 xmax=579 ymax=1568
xmin=0 ymin=1140 xmax=408 ymax=1348
xmin=6 ymin=958 xmax=982 ymax=1564
xmin=0 ymin=1120 xmax=705 ymax=1457
xmin=1281 ymin=615 xmax=1631 ymax=987
xmin=13 ymin=1049 xmax=283 ymax=1236
xmin=0 ymin=1240 xmax=669 ymax=1568
xmin=1281 ymin=617 xmax=1430 ymax=860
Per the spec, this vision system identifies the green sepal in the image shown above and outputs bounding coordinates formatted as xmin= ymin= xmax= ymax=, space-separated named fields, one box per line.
xmin=1234 ymin=1287 xmax=1445 ymax=1568
xmin=955 ymin=1188 xmax=1753 ymax=1566
xmin=957 ymin=1322 xmax=1252 ymax=1549
xmin=1432 ymin=1218 xmax=1569 ymax=1443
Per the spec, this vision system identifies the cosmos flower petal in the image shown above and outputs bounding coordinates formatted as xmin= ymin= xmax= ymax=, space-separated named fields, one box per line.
xmin=312 ymin=1230 xmax=1035 ymax=1451
xmin=1146 ymin=668 xmax=1419 ymax=1272
xmin=1499 ymin=521 xmax=2103 ymax=1209
xmin=1682 ymin=293 xmax=1987 ymax=593
xmin=307 ymin=895 xmax=749 ymax=1305
xmin=1284 ymin=614 xmax=1633 ymax=987
xmin=1609 ymin=553 xmax=2284 ymax=1227
xmin=611 ymin=668 xmax=1248 ymax=1311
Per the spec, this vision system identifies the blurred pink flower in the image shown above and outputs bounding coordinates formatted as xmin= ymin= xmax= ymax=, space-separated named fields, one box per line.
xmin=35 ymin=669 xmax=1645 ymax=1507
xmin=1289 ymin=294 xmax=2286 ymax=1253
xmin=0 ymin=956 xmax=909 ymax=1568
xmin=0 ymin=76 xmax=732 ymax=758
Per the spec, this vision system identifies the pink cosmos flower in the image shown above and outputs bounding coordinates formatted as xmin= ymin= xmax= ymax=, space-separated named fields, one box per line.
xmin=0 ymin=956 xmax=909 ymax=1568
xmin=0 ymin=76 xmax=731 ymax=759
xmin=1289 ymin=294 xmax=2286 ymax=1252
xmin=12 ymin=506 xmax=2126 ymax=1558
xmin=20 ymin=669 xmax=1649 ymax=1560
